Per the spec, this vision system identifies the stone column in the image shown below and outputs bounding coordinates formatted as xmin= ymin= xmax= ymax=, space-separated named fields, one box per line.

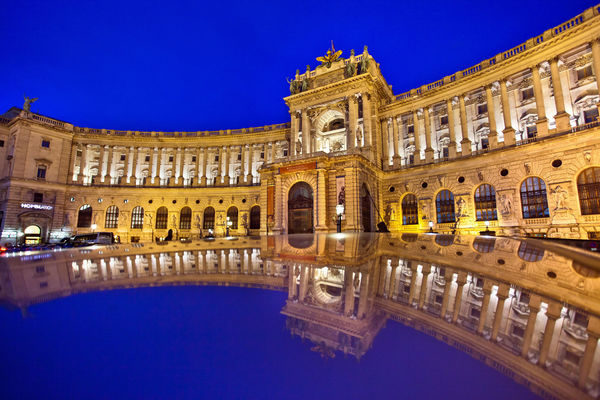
xmin=202 ymin=148 xmax=209 ymax=186
xmin=452 ymin=272 xmax=468 ymax=323
xmin=387 ymin=260 xmax=398 ymax=299
xmin=98 ymin=145 xmax=105 ymax=184
xmin=223 ymin=146 xmax=230 ymax=185
xmin=521 ymin=294 xmax=541 ymax=358
xmin=412 ymin=110 xmax=422 ymax=164
xmin=343 ymin=166 xmax=359 ymax=231
xmin=130 ymin=147 xmax=139 ymax=185
xmin=81 ymin=144 xmax=89 ymax=184
xmin=418 ymin=264 xmax=431 ymax=310
xmin=271 ymin=141 xmax=277 ymax=162
xmin=381 ymin=119 xmax=390 ymax=168
xmin=459 ymin=95 xmax=471 ymax=156
xmin=578 ymin=316 xmax=600 ymax=389
xmin=106 ymin=146 xmax=114 ymax=184
xmin=344 ymin=269 xmax=355 ymax=316
xmin=240 ymin=145 xmax=247 ymax=184
xmin=447 ymin=99 xmax=458 ymax=158
xmin=477 ymin=281 xmax=494 ymax=335
xmin=195 ymin=147 xmax=201 ymax=186
xmin=538 ymin=300 xmax=562 ymax=366
xmin=531 ymin=64 xmax=548 ymax=136
xmin=290 ymin=111 xmax=297 ymax=156
xmin=485 ymin=84 xmax=498 ymax=148
xmin=348 ymin=97 xmax=357 ymax=150
xmin=490 ymin=284 xmax=510 ymax=341
xmin=170 ymin=149 xmax=177 ymax=185
xmin=591 ymin=38 xmax=600 ymax=114
xmin=246 ymin=145 xmax=254 ymax=184
xmin=315 ymin=168 xmax=327 ymax=231
xmin=392 ymin=117 xmax=400 ymax=166
xmin=273 ymin=174 xmax=283 ymax=232
xmin=500 ymin=79 xmax=516 ymax=145
xmin=439 ymin=268 xmax=454 ymax=320
xmin=423 ymin=107 xmax=434 ymax=162
xmin=357 ymin=272 xmax=369 ymax=319
xmin=396 ymin=117 xmax=405 ymax=165
xmin=301 ymin=109 xmax=310 ymax=154
xmin=69 ymin=143 xmax=79 ymax=181
xmin=175 ymin=147 xmax=183 ymax=184
xmin=549 ymin=57 xmax=571 ymax=131
xmin=216 ymin=147 xmax=223 ymax=184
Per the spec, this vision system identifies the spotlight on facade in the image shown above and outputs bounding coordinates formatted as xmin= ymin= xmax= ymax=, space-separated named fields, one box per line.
xmin=336 ymin=204 xmax=344 ymax=233
xmin=428 ymin=220 xmax=434 ymax=233
xmin=91 ymin=224 xmax=97 ymax=232
xmin=226 ymin=217 xmax=232 ymax=237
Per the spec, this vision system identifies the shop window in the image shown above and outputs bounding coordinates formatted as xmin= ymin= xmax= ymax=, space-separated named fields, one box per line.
xmin=401 ymin=194 xmax=418 ymax=225
xmin=131 ymin=206 xmax=144 ymax=229
xmin=474 ymin=184 xmax=497 ymax=221
xmin=155 ymin=207 xmax=168 ymax=229
xmin=520 ymin=177 xmax=549 ymax=219
xmin=33 ymin=192 xmax=43 ymax=203
xmin=105 ymin=205 xmax=119 ymax=228
xmin=577 ymin=167 xmax=600 ymax=215
xmin=179 ymin=207 xmax=192 ymax=230
xmin=436 ymin=190 xmax=455 ymax=223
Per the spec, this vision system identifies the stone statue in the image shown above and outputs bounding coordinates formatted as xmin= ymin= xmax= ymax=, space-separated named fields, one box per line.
xmin=287 ymin=77 xmax=298 ymax=94
xmin=499 ymin=193 xmax=513 ymax=216
xmin=23 ymin=95 xmax=38 ymax=112
xmin=171 ymin=214 xmax=177 ymax=228
xmin=384 ymin=204 xmax=392 ymax=225
xmin=301 ymin=78 xmax=309 ymax=92
xmin=551 ymin=185 xmax=569 ymax=210
xmin=456 ymin=197 xmax=466 ymax=217
xmin=356 ymin=128 xmax=363 ymax=146
xmin=359 ymin=55 xmax=369 ymax=74
xmin=344 ymin=60 xmax=356 ymax=78
xmin=296 ymin=139 xmax=302 ymax=153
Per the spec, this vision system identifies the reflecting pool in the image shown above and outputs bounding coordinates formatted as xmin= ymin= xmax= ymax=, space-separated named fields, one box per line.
xmin=1 ymin=233 xmax=599 ymax=399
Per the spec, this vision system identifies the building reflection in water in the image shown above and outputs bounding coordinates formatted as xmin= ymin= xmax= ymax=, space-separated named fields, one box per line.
xmin=1 ymin=233 xmax=599 ymax=400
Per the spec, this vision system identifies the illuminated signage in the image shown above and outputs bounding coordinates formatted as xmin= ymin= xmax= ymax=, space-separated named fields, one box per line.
xmin=21 ymin=203 xmax=53 ymax=210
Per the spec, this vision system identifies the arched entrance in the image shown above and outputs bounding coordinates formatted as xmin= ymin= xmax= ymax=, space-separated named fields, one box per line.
xmin=360 ymin=184 xmax=373 ymax=232
xmin=24 ymin=225 xmax=42 ymax=245
xmin=288 ymin=182 xmax=314 ymax=234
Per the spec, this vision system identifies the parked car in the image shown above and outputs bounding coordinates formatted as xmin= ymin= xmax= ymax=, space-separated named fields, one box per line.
xmin=62 ymin=232 xmax=115 ymax=247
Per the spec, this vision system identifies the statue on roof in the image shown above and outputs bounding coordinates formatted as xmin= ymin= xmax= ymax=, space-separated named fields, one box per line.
xmin=23 ymin=95 xmax=38 ymax=112
xmin=316 ymin=40 xmax=342 ymax=68
xmin=287 ymin=77 xmax=298 ymax=95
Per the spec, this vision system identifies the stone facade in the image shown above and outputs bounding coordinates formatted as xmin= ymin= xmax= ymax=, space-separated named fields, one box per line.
xmin=3 ymin=4 xmax=600 ymax=243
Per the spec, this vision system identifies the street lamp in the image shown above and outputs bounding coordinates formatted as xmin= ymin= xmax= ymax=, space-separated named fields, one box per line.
xmin=226 ymin=216 xmax=232 ymax=237
xmin=336 ymin=204 xmax=344 ymax=233
xmin=428 ymin=220 xmax=434 ymax=233
xmin=91 ymin=224 xmax=97 ymax=232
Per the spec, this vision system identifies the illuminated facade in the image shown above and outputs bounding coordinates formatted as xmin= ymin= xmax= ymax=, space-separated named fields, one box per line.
xmin=2 ymin=4 xmax=600 ymax=243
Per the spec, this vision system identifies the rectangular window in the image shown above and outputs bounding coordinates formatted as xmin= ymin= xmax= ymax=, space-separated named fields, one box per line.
xmin=145 ymin=155 xmax=150 ymax=162
xmin=584 ymin=108 xmax=599 ymax=124
xmin=120 ymin=154 xmax=126 ymax=161
xmin=41 ymin=140 xmax=50 ymax=148
xmin=214 ymin=155 xmax=219 ymax=162
xmin=35 ymin=266 xmax=45 ymax=274
xmin=39 ymin=282 xmax=48 ymax=288
xmin=283 ymin=150 xmax=288 ymax=156
xmin=512 ymin=325 xmax=525 ymax=338
xmin=76 ymin=150 xmax=82 ymax=157
xmin=577 ymin=65 xmax=593 ymax=81
xmin=37 ymin=166 xmax=46 ymax=179
xmin=527 ymin=125 xmax=538 ymax=139
xmin=260 ymin=152 xmax=265 ymax=159
xmin=192 ymin=156 xmax=197 ymax=162
xmin=477 ymin=104 xmax=488 ymax=115
xmin=470 ymin=307 xmax=481 ymax=319
xmin=169 ymin=156 xmax=174 ymax=162
xmin=407 ymin=125 xmax=414 ymax=134
xmin=521 ymin=87 xmax=534 ymax=101
xmin=440 ymin=115 xmax=448 ymax=125
xmin=237 ymin=154 xmax=242 ymax=161
xmin=33 ymin=192 xmax=43 ymax=203
xmin=481 ymin=138 xmax=489 ymax=149
xmin=0 ymin=140 xmax=4 ymax=147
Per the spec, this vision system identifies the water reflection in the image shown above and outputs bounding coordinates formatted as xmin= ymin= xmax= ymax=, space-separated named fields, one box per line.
xmin=1 ymin=233 xmax=600 ymax=400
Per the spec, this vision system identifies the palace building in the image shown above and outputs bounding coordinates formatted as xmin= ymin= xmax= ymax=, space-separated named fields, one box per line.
xmin=2 ymin=4 xmax=600 ymax=244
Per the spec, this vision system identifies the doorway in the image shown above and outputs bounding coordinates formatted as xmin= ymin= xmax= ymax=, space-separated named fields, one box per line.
xmin=24 ymin=225 xmax=42 ymax=244
xmin=288 ymin=182 xmax=314 ymax=234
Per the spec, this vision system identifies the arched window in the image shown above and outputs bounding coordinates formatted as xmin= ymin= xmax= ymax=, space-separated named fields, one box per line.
xmin=473 ymin=237 xmax=495 ymax=253
xmin=156 ymin=207 xmax=168 ymax=229
xmin=520 ymin=177 xmax=549 ymax=219
xmin=474 ymin=184 xmax=497 ymax=221
xmin=401 ymin=194 xmax=418 ymax=225
xmin=104 ymin=205 xmax=119 ymax=228
xmin=577 ymin=167 xmax=600 ymax=215
xmin=517 ymin=241 xmax=545 ymax=262
xmin=179 ymin=207 xmax=192 ymax=230
xmin=436 ymin=190 xmax=455 ymax=223
xmin=77 ymin=204 xmax=92 ymax=228
xmin=131 ymin=206 xmax=144 ymax=229
xmin=227 ymin=207 xmax=238 ymax=229
xmin=203 ymin=207 xmax=215 ymax=230
xmin=250 ymin=205 xmax=260 ymax=229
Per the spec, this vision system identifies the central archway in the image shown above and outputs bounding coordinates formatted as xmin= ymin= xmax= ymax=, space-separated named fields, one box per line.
xmin=288 ymin=182 xmax=314 ymax=234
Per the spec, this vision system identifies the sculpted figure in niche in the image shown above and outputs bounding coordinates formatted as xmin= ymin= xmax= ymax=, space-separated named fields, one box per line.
xmin=296 ymin=139 xmax=302 ymax=154
xmin=499 ymin=193 xmax=513 ymax=216
xmin=355 ymin=128 xmax=363 ymax=147
xmin=456 ymin=197 xmax=467 ymax=218
xmin=551 ymin=185 xmax=569 ymax=210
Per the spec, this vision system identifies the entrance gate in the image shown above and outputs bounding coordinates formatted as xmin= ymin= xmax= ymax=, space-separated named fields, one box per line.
xmin=288 ymin=182 xmax=314 ymax=234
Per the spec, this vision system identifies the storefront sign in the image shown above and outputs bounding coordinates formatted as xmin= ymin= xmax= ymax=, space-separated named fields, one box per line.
xmin=21 ymin=203 xmax=53 ymax=210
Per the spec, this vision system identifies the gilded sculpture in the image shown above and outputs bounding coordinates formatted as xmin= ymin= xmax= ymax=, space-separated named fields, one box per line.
xmin=316 ymin=41 xmax=342 ymax=68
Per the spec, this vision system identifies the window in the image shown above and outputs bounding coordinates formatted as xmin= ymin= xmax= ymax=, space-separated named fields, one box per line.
xmin=520 ymin=177 xmax=549 ymax=219
xmin=577 ymin=167 xmax=600 ymax=215
xmin=131 ymin=206 xmax=144 ymax=229
xmin=474 ymin=184 xmax=497 ymax=221
xmin=250 ymin=205 xmax=260 ymax=229
xmin=37 ymin=166 xmax=47 ymax=179
xmin=577 ymin=65 xmax=593 ymax=81
xmin=473 ymin=237 xmax=496 ymax=253
xmin=283 ymin=150 xmax=288 ymax=156
xmin=145 ymin=155 xmax=150 ymax=162
xmin=584 ymin=108 xmax=599 ymax=124
xmin=521 ymin=87 xmax=534 ymax=101
xmin=36 ymin=266 xmax=46 ymax=274
xmin=77 ymin=204 xmax=92 ymax=228
xmin=76 ymin=150 xmax=82 ymax=157
xmin=227 ymin=207 xmax=238 ymax=229
xmin=179 ymin=207 xmax=192 ymax=230
xmin=401 ymin=194 xmax=418 ymax=225
xmin=436 ymin=190 xmax=455 ymax=223
xmin=477 ymin=104 xmax=487 ymax=115
xmin=203 ymin=207 xmax=215 ymax=230
xmin=440 ymin=115 xmax=448 ymax=125
xmin=481 ymin=137 xmax=489 ymax=149
xmin=260 ymin=152 xmax=264 ymax=159
xmin=298 ymin=115 xmax=302 ymax=131
xmin=192 ymin=156 xmax=197 ymax=163
xmin=517 ymin=241 xmax=545 ymax=262
xmin=407 ymin=125 xmax=414 ymax=134
xmin=0 ymin=140 xmax=4 ymax=147
xmin=169 ymin=156 xmax=174 ymax=162
xmin=41 ymin=139 xmax=50 ymax=148
xmin=104 ymin=206 xmax=119 ymax=228
xmin=526 ymin=125 xmax=537 ymax=139
xmin=33 ymin=192 xmax=43 ymax=203
xmin=120 ymin=154 xmax=126 ymax=161
xmin=237 ymin=153 xmax=242 ymax=161
xmin=155 ymin=207 xmax=168 ymax=229
xmin=214 ymin=155 xmax=219 ymax=162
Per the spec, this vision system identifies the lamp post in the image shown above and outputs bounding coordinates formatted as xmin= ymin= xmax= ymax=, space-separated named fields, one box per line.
xmin=91 ymin=224 xmax=97 ymax=233
xmin=428 ymin=220 xmax=434 ymax=233
xmin=226 ymin=216 xmax=232 ymax=237
xmin=336 ymin=204 xmax=344 ymax=233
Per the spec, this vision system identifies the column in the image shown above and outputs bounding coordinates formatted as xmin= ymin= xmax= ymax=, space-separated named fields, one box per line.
xmin=298 ymin=266 xmax=309 ymax=302
xmin=343 ymin=269 xmax=355 ymax=316
xmin=146 ymin=147 xmax=153 ymax=185
xmin=392 ymin=116 xmax=400 ymax=166
xmin=202 ymin=148 xmax=209 ymax=185
xmin=122 ymin=146 xmax=130 ymax=183
xmin=412 ymin=110 xmax=422 ymax=164
xmin=477 ymin=281 xmax=494 ymax=335
xmin=490 ymin=284 xmax=510 ymax=341
xmin=439 ymin=268 xmax=453 ymax=320
xmin=459 ymin=95 xmax=471 ymax=156
xmin=549 ymin=56 xmax=571 ymax=131
xmin=195 ymin=147 xmax=201 ymax=186
xmin=520 ymin=294 xmax=541 ymax=358
xmin=290 ymin=112 xmax=298 ymax=156
xmin=240 ymin=145 xmax=247 ymax=184
xmin=151 ymin=147 xmax=159 ymax=184
xmin=348 ymin=98 xmax=357 ymax=150
xmin=381 ymin=119 xmax=390 ymax=168
xmin=106 ymin=146 xmax=114 ymax=184
xmin=69 ymin=143 xmax=79 ymax=181
xmin=301 ymin=109 xmax=310 ymax=154
xmin=273 ymin=174 xmax=283 ymax=232
xmin=396 ymin=117 xmax=405 ymax=165
xmin=270 ymin=141 xmax=276 ymax=163
xmin=357 ymin=272 xmax=369 ymax=319
xmin=130 ymin=147 xmax=139 ymax=185
xmin=81 ymin=144 xmax=89 ymax=183
xmin=418 ymin=264 xmax=431 ymax=310
xmin=387 ymin=260 xmax=398 ymax=299
xmin=446 ymin=98 xmax=458 ymax=158
xmin=98 ymin=145 xmax=105 ymax=184
xmin=485 ymin=84 xmax=498 ymax=148
xmin=170 ymin=149 xmax=177 ymax=185
xmin=175 ymin=147 xmax=183 ymax=184
xmin=216 ymin=147 xmax=223 ymax=184
xmin=500 ymin=79 xmax=516 ymax=145
xmin=591 ymin=38 xmax=600 ymax=114
xmin=408 ymin=262 xmax=419 ymax=306
xmin=315 ymin=168 xmax=327 ymax=231
xmin=223 ymin=146 xmax=230 ymax=185
xmin=452 ymin=272 xmax=468 ymax=323
xmin=531 ymin=65 xmax=548 ymax=136
xmin=538 ymin=300 xmax=562 ymax=366
xmin=423 ymin=107 xmax=434 ymax=163
xmin=578 ymin=316 xmax=600 ymax=389
xmin=246 ymin=145 xmax=254 ymax=184
xmin=343 ymin=166 xmax=359 ymax=231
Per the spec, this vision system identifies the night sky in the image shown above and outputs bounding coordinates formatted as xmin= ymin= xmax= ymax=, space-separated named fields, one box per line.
xmin=1 ymin=0 xmax=596 ymax=132
xmin=0 ymin=286 xmax=538 ymax=399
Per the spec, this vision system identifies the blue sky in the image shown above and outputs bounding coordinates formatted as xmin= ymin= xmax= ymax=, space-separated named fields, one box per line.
xmin=1 ymin=0 xmax=596 ymax=131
